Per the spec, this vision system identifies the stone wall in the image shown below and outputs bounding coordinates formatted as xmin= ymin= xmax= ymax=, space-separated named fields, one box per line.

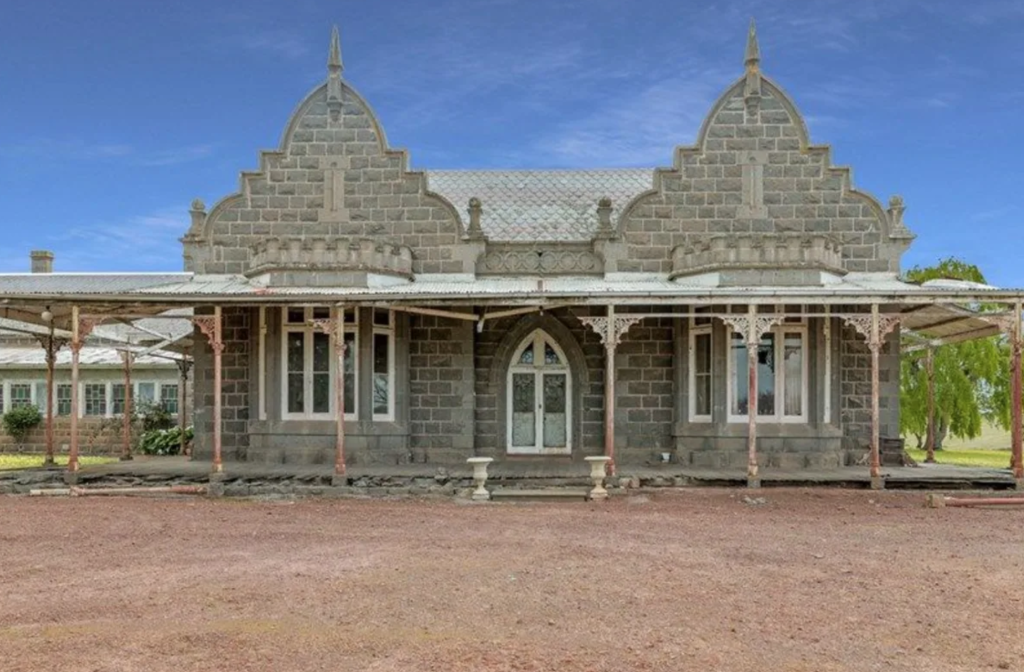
xmin=408 ymin=313 xmax=475 ymax=463
xmin=474 ymin=308 xmax=605 ymax=459
xmin=183 ymin=85 xmax=471 ymax=277
xmin=192 ymin=307 xmax=251 ymax=461
xmin=616 ymin=79 xmax=911 ymax=275
xmin=0 ymin=417 xmax=125 ymax=455
xmin=839 ymin=322 xmax=900 ymax=453
xmin=616 ymin=315 xmax=675 ymax=459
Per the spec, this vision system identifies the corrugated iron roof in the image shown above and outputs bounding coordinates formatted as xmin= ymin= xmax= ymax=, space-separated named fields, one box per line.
xmin=0 ymin=346 xmax=177 ymax=368
xmin=0 ymin=273 xmax=190 ymax=295
xmin=427 ymin=169 xmax=653 ymax=242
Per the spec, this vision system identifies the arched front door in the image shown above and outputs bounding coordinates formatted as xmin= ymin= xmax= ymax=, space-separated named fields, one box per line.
xmin=507 ymin=330 xmax=571 ymax=455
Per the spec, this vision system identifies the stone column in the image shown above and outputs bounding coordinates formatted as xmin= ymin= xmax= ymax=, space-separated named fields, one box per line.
xmin=580 ymin=308 xmax=643 ymax=477
xmin=721 ymin=307 xmax=781 ymax=488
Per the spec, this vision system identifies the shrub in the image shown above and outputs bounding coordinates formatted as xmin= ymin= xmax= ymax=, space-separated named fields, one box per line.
xmin=139 ymin=426 xmax=193 ymax=456
xmin=2 ymin=405 xmax=43 ymax=443
xmin=137 ymin=401 xmax=174 ymax=433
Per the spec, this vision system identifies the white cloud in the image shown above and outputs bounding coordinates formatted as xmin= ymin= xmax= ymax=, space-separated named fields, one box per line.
xmin=0 ymin=139 xmax=213 ymax=167
xmin=47 ymin=207 xmax=189 ymax=272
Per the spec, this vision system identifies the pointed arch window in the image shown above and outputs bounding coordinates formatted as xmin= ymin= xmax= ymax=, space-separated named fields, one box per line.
xmin=507 ymin=330 xmax=571 ymax=455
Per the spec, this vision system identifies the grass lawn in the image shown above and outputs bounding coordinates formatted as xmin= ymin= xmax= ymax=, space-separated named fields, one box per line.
xmin=0 ymin=454 xmax=118 ymax=470
xmin=905 ymin=448 xmax=1011 ymax=469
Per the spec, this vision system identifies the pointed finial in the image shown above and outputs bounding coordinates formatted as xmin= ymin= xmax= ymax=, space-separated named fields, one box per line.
xmin=328 ymin=25 xmax=343 ymax=73
xmin=744 ymin=18 xmax=760 ymax=71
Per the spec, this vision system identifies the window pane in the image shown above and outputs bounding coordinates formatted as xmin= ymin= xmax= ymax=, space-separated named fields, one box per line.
xmin=111 ymin=383 xmax=126 ymax=415
xmin=784 ymin=333 xmax=803 ymax=417
xmin=85 ymin=384 xmax=107 ymax=416
xmin=312 ymin=332 xmax=330 ymax=413
xmin=10 ymin=384 xmax=32 ymax=409
xmin=757 ymin=333 xmax=775 ymax=416
xmin=542 ymin=373 xmax=567 ymax=448
xmin=373 ymin=309 xmax=391 ymax=327
xmin=511 ymin=373 xmax=536 ymax=447
xmin=518 ymin=344 xmax=534 ymax=365
xmin=287 ymin=331 xmax=305 ymax=414
xmin=161 ymin=384 xmax=179 ymax=415
xmin=694 ymin=332 xmax=712 ymax=417
xmin=731 ymin=334 xmax=747 ymax=415
xmin=544 ymin=342 xmax=561 ymax=366
xmin=287 ymin=308 xmax=306 ymax=324
xmin=373 ymin=332 xmax=390 ymax=416
xmin=57 ymin=384 xmax=72 ymax=416
xmin=312 ymin=306 xmax=330 ymax=320
xmin=138 ymin=382 xmax=156 ymax=404
xmin=34 ymin=382 xmax=48 ymax=412
xmin=343 ymin=332 xmax=356 ymax=415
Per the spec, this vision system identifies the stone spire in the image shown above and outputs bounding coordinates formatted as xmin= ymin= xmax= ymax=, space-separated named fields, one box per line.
xmin=327 ymin=25 xmax=344 ymax=120
xmin=743 ymin=19 xmax=762 ymax=117
xmin=744 ymin=18 xmax=760 ymax=71
xmin=328 ymin=25 xmax=343 ymax=73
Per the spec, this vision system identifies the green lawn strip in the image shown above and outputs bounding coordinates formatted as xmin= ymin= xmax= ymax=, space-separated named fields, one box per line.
xmin=905 ymin=448 xmax=1012 ymax=469
xmin=0 ymin=455 xmax=118 ymax=471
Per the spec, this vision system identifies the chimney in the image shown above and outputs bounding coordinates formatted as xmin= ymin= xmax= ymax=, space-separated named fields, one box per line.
xmin=30 ymin=250 xmax=54 ymax=274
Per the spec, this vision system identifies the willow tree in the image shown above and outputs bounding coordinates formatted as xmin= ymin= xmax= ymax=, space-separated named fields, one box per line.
xmin=900 ymin=258 xmax=1005 ymax=449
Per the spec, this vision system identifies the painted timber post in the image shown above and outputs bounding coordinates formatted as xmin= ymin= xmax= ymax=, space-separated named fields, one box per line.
xmin=925 ymin=347 xmax=935 ymax=464
xmin=720 ymin=307 xmax=782 ymax=488
xmin=192 ymin=307 xmax=224 ymax=474
xmin=120 ymin=350 xmax=135 ymax=461
xmin=841 ymin=305 xmax=901 ymax=490
xmin=1013 ymin=301 xmax=1023 ymax=488
xmin=313 ymin=306 xmax=348 ymax=483
xmin=66 ymin=307 xmax=100 ymax=478
xmin=580 ymin=307 xmax=642 ymax=477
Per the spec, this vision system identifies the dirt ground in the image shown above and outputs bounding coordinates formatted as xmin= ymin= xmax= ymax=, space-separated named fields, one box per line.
xmin=1 ymin=490 xmax=1022 ymax=672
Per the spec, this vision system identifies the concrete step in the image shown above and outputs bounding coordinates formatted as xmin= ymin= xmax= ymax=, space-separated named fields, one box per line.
xmin=490 ymin=487 xmax=591 ymax=502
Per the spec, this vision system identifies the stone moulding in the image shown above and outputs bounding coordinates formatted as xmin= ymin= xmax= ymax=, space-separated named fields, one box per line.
xmin=670 ymin=233 xmax=844 ymax=279
xmin=477 ymin=244 xmax=603 ymax=276
xmin=246 ymin=236 xmax=414 ymax=279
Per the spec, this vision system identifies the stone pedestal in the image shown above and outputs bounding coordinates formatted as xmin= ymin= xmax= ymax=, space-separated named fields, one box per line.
xmin=870 ymin=475 xmax=885 ymax=491
xmin=331 ymin=474 xmax=349 ymax=488
xmin=746 ymin=476 xmax=761 ymax=489
xmin=585 ymin=456 xmax=611 ymax=501
xmin=467 ymin=457 xmax=494 ymax=501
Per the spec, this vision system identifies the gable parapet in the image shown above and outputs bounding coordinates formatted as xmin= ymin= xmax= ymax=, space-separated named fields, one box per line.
xmin=246 ymin=236 xmax=413 ymax=286
xmin=671 ymin=233 xmax=844 ymax=281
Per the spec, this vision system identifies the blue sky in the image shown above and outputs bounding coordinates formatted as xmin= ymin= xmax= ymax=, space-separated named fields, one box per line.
xmin=2 ymin=0 xmax=1023 ymax=285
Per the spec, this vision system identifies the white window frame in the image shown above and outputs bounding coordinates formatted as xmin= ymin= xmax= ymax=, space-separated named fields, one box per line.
xmin=82 ymin=382 xmax=108 ymax=418
xmin=506 ymin=329 xmax=572 ymax=455
xmin=281 ymin=306 xmax=358 ymax=421
xmin=371 ymin=309 xmax=396 ymax=422
xmin=726 ymin=319 xmax=808 ymax=424
xmin=6 ymin=381 xmax=36 ymax=412
xmin=159 ymin=382 xmax=179 ymax=416
xmin=688 ymin=317 xmax=714 ymax=423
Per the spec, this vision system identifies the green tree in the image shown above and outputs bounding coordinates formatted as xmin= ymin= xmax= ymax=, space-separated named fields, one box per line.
xmin=900 ymin=258 xmax=1005 ymax=449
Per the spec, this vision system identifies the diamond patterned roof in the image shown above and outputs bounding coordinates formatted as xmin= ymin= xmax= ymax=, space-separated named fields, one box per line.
xmin=427 ymin=169 xmax=653 ymax=242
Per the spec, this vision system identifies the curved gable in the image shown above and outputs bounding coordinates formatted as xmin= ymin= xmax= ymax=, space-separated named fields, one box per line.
xmin=617 ymin=54 xmax=914 ymax=277
xmin=182 ymin=42 xmax=466 ymax=277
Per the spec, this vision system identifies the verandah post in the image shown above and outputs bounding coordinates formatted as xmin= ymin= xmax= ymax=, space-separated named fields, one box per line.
xmin=869 ymin=304 xmax=883 ymax=490
xmin=68 ymin=305 xmax=82 ymax=475
xmin=604 ymin=305 xmax=616 ymax=477
xmin=121 ymin=350 xmax=134 ymax=461
xmin=746 ymin=304 xmax=759 ymax=487
xmin=1012 ymin=300 xmax=1023 ymax=488
xmin=334 ymin=305 xmax=347 ymax=480
xmin=925 ymin=347 xmax=935 ymax=463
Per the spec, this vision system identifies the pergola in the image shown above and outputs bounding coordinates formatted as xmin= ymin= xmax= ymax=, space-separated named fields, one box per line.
xmin=1 ymin=271 xmax=1021 ymax=489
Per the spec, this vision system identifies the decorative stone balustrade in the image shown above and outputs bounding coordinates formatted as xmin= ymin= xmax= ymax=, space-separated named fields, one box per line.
xmin=246 ymin=237 xmax=414 ymax=281
xmin=670 ymin=234 xmax=844 ymax=279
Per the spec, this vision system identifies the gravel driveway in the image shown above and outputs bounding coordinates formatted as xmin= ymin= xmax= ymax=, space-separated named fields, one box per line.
xmin=1 ymin=489 xmax=1021 ymax=671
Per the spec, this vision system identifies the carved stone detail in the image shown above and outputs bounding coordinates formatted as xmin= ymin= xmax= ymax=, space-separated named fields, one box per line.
xmin=479 ymin=247 xmax=603 ymax=275
xmin=247 ymin=237 xmax=414 ymax=279
xmin=671 ymin=233 xmax=844 ymax=279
